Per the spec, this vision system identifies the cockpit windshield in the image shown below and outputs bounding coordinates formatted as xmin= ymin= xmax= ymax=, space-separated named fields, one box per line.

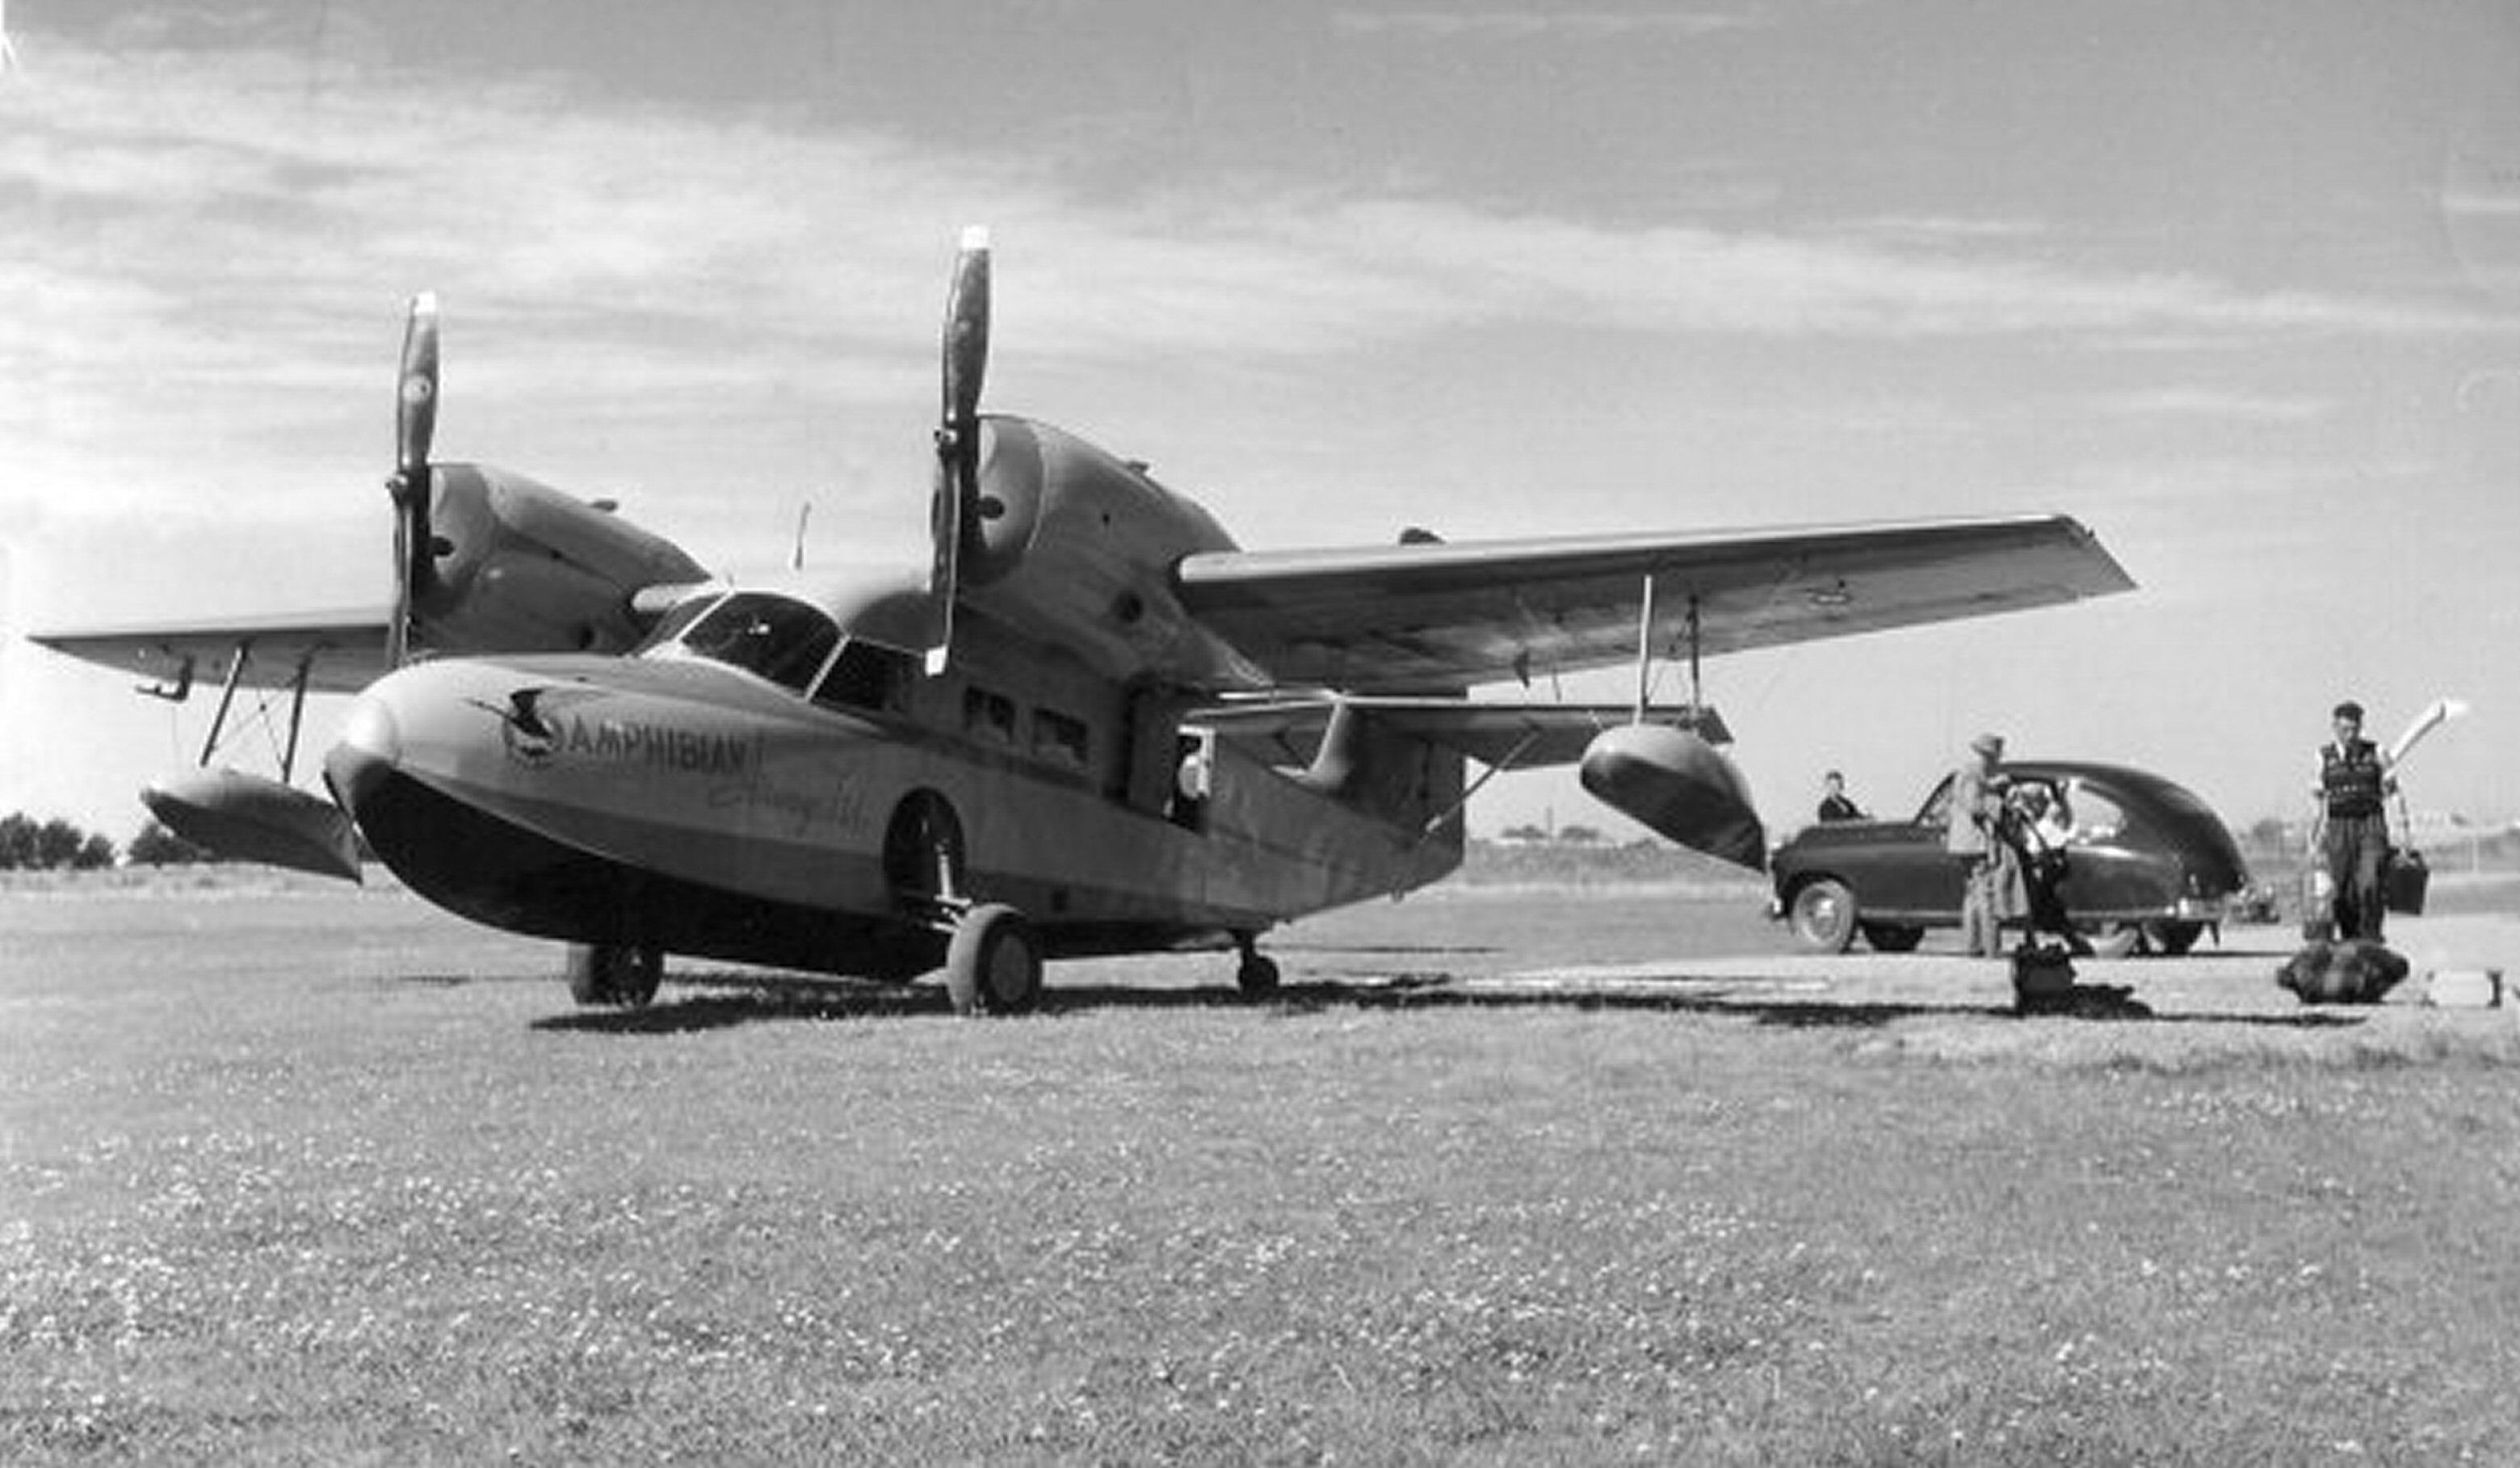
xmin=632 ymin=592 xmax=720 ymax=654
xmin=645 ymin=591 xmax=841 ymax=693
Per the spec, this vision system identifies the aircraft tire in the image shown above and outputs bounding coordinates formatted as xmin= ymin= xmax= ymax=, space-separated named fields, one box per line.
xmin=565 ymin=942 xmax=663 ymax=1007
xmin=1787 ymin=878 xmax=1858 ymax=953
xmin=1860 ymin=923 xmax=1925 ymax=953
xmin=619 ymin=946 xmax=664 ymax=1007
xmin=946 ymin=903 xmax=1041 ymax=1016
xmin=2144 ymin=920 xmax=2203 ymax=957
xmin=1237 ymin=953 xmax=1281 ymax=996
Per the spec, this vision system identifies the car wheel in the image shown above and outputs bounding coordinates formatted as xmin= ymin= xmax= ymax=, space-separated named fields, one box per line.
xmin=1860 ymin=923 xmax=1925 ymax=953
xmin=2144 ymin=919 xmax=2203 ymax=957
xmin=1788 ymin=879 xmax=1858 ymax=953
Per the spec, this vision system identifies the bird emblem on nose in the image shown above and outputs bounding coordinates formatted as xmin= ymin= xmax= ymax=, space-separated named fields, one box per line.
xmin=471 ymin=687 xmax=562 ymax=767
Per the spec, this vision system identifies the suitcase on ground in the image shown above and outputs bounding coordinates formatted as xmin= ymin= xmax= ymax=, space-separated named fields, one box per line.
xmin=2385 ymin=848 xmax=2429 ymax=916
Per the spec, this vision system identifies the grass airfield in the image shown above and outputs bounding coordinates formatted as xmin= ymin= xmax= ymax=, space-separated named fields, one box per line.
xmin=5 ymin=872 xmax=2520 ymax=1465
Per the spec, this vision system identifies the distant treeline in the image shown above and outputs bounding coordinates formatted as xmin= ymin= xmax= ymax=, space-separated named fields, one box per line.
xmin=0 ymin=814 xmax=215 ymax=871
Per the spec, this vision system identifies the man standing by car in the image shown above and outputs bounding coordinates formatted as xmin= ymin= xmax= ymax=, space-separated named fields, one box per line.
xmin=1946 ymin=732 xmax=2012 ymax=958
xmin=2310 ymin=700 xmax=2396 ymax=943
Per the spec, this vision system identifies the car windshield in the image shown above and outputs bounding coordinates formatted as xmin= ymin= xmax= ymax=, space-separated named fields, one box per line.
xmin=649 ymin=591 xmax=841 ymax=693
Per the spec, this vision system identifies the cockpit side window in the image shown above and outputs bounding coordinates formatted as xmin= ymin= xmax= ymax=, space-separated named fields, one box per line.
xmin=670 ymin=593 xmax=842 ymax=692
xmin=814 ymin=640 xmax=914 ymax=713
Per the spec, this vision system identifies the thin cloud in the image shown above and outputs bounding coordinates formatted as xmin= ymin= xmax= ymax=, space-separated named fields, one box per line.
xmin=3 ymin=24 xmax=2501 ymax=530
xmin=1332 ymin=9 xmax=1769 ymax=41
xmin=2090 ymin=387 xmax=2333 ymax=424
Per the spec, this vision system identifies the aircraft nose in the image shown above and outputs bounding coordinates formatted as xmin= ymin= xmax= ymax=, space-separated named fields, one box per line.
xmin=324 ymin=694 xmax=403 ymax=817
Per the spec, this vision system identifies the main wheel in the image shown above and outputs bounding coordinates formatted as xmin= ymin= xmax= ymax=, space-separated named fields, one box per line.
xmin=1237 ymin=953 xmax=1281 ymax=996
xmin=565 ymin=943 xmax=663 ymax=1007
xmin=1860 ymin=923 xmax=1925 ymax=954
xmin=945 ymin=903 xmax=1042 ymax=1016
xmin=1787 ymin=878 xmax=1858 ymax=953
xmin=2143 ymin=919 xmax=2203 ymax=957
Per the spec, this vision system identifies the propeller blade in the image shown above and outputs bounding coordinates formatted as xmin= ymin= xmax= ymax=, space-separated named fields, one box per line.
xmin=941 ymin=227 xmax=990 ymax=428
xmin=388 ymin=510 xmax=411 ymax=668
xmin=387 ymin=292 xmax=441 ymax=667
xmin=2388 ymin=696 xmax=2472 ymax=766
xmin=926 ymin=228 xmax=991 ymax=673
xmin=396 ymin=292 xmax=439 ymax=490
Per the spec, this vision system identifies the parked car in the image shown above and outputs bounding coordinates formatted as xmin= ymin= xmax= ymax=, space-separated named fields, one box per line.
xmin=1769 ymin=761 xmax=2251 ymax=957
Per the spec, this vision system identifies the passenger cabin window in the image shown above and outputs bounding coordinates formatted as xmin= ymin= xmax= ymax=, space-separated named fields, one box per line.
xmin=659 ymin=592 xmax=840 ymax=693
xmin=1031 ymin=708 xmax=1090 ymax=768
xmin=963 ymin=688 xmax=1018 ymax=745
xmin=813 ymin=639 xmax=914 ymax=714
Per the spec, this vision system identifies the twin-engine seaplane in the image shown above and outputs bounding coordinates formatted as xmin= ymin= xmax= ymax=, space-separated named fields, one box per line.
xmin=34 ymin=230 xmax=2135 ymax=1012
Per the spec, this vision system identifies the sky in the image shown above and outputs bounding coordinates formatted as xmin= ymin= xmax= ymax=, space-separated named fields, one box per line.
xmin=3 ymin=0 xmax=2518 ymax=850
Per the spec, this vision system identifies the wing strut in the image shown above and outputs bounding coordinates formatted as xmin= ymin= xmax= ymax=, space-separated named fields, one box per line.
xmin=200 ymin=643 xmax=251 ymax=768
xmin=1631 ymin=574 xmax=1655 ymax=723
xmin=278 ymin=654 xmax=314 ymax=784
xmin=1686 ymin=594 xmax=1703 ymax=720
xmin=1419 ymin=728 xmax=1544 ymax=840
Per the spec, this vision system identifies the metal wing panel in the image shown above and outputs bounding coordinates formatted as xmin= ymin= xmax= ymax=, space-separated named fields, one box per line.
xmin=1174 ymin=515 xmax=2133 ymax=690
xmin=1194 ymin=698 xmax=1728 ymax=769
xmin=27 ymin=608 xmax=395 ymax=696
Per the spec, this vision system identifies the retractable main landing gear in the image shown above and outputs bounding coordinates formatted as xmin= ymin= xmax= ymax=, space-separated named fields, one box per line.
xmin=1234 ymin=932 xmax=1279 ymax=997
xmin=565 ymin=942 xmax=664 ymax=1007
xmin=943 ymin=902 xmax=1043 ymax=1017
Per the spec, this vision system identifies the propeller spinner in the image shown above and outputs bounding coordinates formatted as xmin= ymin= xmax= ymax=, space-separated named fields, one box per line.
xmin=386 ymin=292 xmax=441 ymax=667
xmin=926 ymin=226 xmax=991 ymax=673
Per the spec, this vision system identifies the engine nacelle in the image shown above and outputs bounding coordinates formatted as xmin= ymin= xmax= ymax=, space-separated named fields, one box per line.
xmin=1579 ymin=722 xmax=1766 ymax=871
xmin=957 ymin=416 xmax=1258 ymax=684
xmin=413 ymin=465 xmax=710 ymax=656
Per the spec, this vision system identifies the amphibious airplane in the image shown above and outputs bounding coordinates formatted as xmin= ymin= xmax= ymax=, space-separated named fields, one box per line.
xmin=33 ymin=230 xmax=2136 ymax=1012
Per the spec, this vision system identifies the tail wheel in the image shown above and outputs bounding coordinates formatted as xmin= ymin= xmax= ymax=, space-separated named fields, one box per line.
xmin=946 ymin=903 xmax=1041 ymax=1016
xmin=1787 ymin=878 xmax=1858 ymax=953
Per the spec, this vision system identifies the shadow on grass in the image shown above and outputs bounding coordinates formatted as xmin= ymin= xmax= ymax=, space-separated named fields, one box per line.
xmin=526 ymin=969 xmax=2371 ymax=1035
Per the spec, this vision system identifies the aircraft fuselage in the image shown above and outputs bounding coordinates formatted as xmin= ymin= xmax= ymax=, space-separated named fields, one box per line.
xmin=326 ymin=626 xmax=1463 ymax=980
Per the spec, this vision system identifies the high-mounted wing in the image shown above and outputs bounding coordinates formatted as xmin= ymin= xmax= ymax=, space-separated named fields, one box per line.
xmin=1174 ymin=513 xmax=2132 ymax=691
xmin=28 ymin=606 xmax=395 ymax=697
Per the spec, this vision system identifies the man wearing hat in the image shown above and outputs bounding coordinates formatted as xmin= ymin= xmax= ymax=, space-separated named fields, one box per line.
xmin=2310 ymin=700 xmax=2396 ymax=942
xmin=1944 ymin=731 xmax=2013 ymax=958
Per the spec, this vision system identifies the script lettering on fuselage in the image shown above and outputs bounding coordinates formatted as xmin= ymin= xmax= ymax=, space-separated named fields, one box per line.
xmin=708 ymin=763 xmax=872 ymax=839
